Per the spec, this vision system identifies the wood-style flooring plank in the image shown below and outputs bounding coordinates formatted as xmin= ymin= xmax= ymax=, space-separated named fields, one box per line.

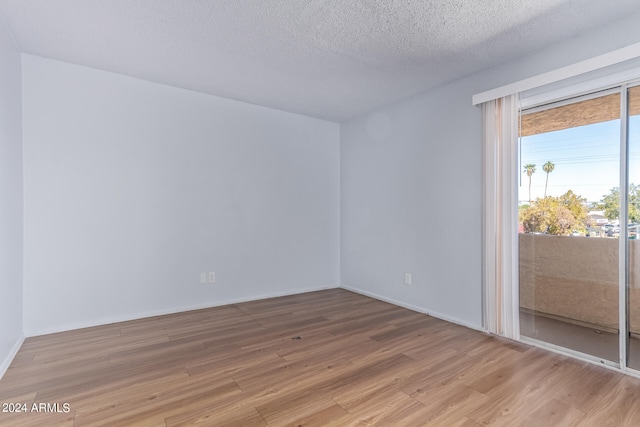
xmin=2 ymin=288 xmax=640 ymax=426
xmin=581 ymin=375 xmax=640 ymax=426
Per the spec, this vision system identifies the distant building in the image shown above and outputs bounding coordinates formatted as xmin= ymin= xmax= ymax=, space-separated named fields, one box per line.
xmin=588 ymin=210 xmax=608 ymax=226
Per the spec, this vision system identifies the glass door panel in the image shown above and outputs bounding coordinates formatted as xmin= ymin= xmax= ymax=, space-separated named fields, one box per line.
xmin=627 ymin=84 xmax=640 ymax=370
xmin=519 ymin=91 xmax=621 ymax=363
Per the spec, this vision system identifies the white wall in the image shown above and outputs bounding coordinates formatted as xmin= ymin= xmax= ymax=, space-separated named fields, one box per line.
xmin=340 ymin=77 xmax=483 ymax=328
xmin=22 ymin=55 xmax=340 ymax=336
xmin=0 ymin=22 xmax=24 ymax=375
xmin=340 ymin=11 xmax=640 ymax=329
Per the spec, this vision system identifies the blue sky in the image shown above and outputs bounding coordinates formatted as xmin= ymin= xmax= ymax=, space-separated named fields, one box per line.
xmin=519 ymin=116 xmax=640 ymax=204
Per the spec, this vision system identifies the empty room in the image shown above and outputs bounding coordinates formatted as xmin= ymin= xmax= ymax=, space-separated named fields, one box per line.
xmin=3 ymin=1 xmax=640 ymax=425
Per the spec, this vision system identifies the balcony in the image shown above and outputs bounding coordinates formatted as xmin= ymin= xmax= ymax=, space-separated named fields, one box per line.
xmin=519 ymin=233 xmax=640 ymax=364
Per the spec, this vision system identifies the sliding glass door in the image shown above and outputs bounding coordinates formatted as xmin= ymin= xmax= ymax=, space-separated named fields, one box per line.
xmin=519 ymin=91 xmax=621 ymax=363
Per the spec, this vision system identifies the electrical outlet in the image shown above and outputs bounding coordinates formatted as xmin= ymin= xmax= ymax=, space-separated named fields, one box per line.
xmin=208 ymin=272 xmax=216 ymax=283
xmin=200 ymin=273 xmax=207 ymax=284
xmin=404 ymin=273 xmax=412 ymax=286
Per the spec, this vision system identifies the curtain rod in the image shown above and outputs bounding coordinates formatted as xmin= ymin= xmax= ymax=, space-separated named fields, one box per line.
xmin=472 ymin=41 xmax=640 ymax=106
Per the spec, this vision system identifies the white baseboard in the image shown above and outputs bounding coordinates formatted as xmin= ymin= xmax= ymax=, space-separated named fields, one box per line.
xmin=340 ymin=284 xmax=425 ymax=313
xmin=340 ymin=284 xmax=485 ymax=333
xmin=0 ymin=334 xmax=25 ymax=380
xmin=23 ymin=284 xmax=484 ymax=340
xmin=25 ymin=285 xmax=340 ymax=337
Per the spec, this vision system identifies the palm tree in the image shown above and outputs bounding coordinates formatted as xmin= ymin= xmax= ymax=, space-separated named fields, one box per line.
xmin=543 ymin=161 xmax=555 ymax=198
xmin=524 ymin=163 xmax=536 ymax=204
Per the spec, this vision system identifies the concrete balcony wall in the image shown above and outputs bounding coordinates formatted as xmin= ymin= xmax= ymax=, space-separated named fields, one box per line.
xmin=519 ymin=233 xmax=640 ymax=334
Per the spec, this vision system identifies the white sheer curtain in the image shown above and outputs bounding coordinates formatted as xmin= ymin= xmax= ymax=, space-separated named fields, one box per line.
xmin=482 ymin=95 xmax=520 ymax=340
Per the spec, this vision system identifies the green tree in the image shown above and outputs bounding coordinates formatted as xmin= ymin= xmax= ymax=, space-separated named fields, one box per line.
xmin=558 ymin=190 xmax=589 ymax=227
xmin=601 ymin=185 xmax=640 ymax=223
xmin=631 ymin=184 xmax=640 ymax=222
xmin=523 ymin=163 xmax=536 ymax=204
xmin=519 ymin=190 xmax=590 ymax=235
xmin=542 ymin=161 xmax=555 ymax=197
xmin=520 ymin=197 xmax=576 ymax=235
xmin=602 ymin=187 xmax=620 ymax=220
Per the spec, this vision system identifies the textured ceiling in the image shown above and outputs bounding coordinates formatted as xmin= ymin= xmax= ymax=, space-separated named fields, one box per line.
xmin=0 ymin=0 xmax=639 ymax=122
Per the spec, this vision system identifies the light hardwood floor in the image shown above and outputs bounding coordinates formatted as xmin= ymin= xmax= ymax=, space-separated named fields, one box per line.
xmin=1 ymin=288 xmax=640 ymax=426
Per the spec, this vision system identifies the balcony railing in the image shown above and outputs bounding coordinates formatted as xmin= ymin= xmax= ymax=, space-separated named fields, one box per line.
xmin=519 ymin=233 xmax=640 ymax=335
